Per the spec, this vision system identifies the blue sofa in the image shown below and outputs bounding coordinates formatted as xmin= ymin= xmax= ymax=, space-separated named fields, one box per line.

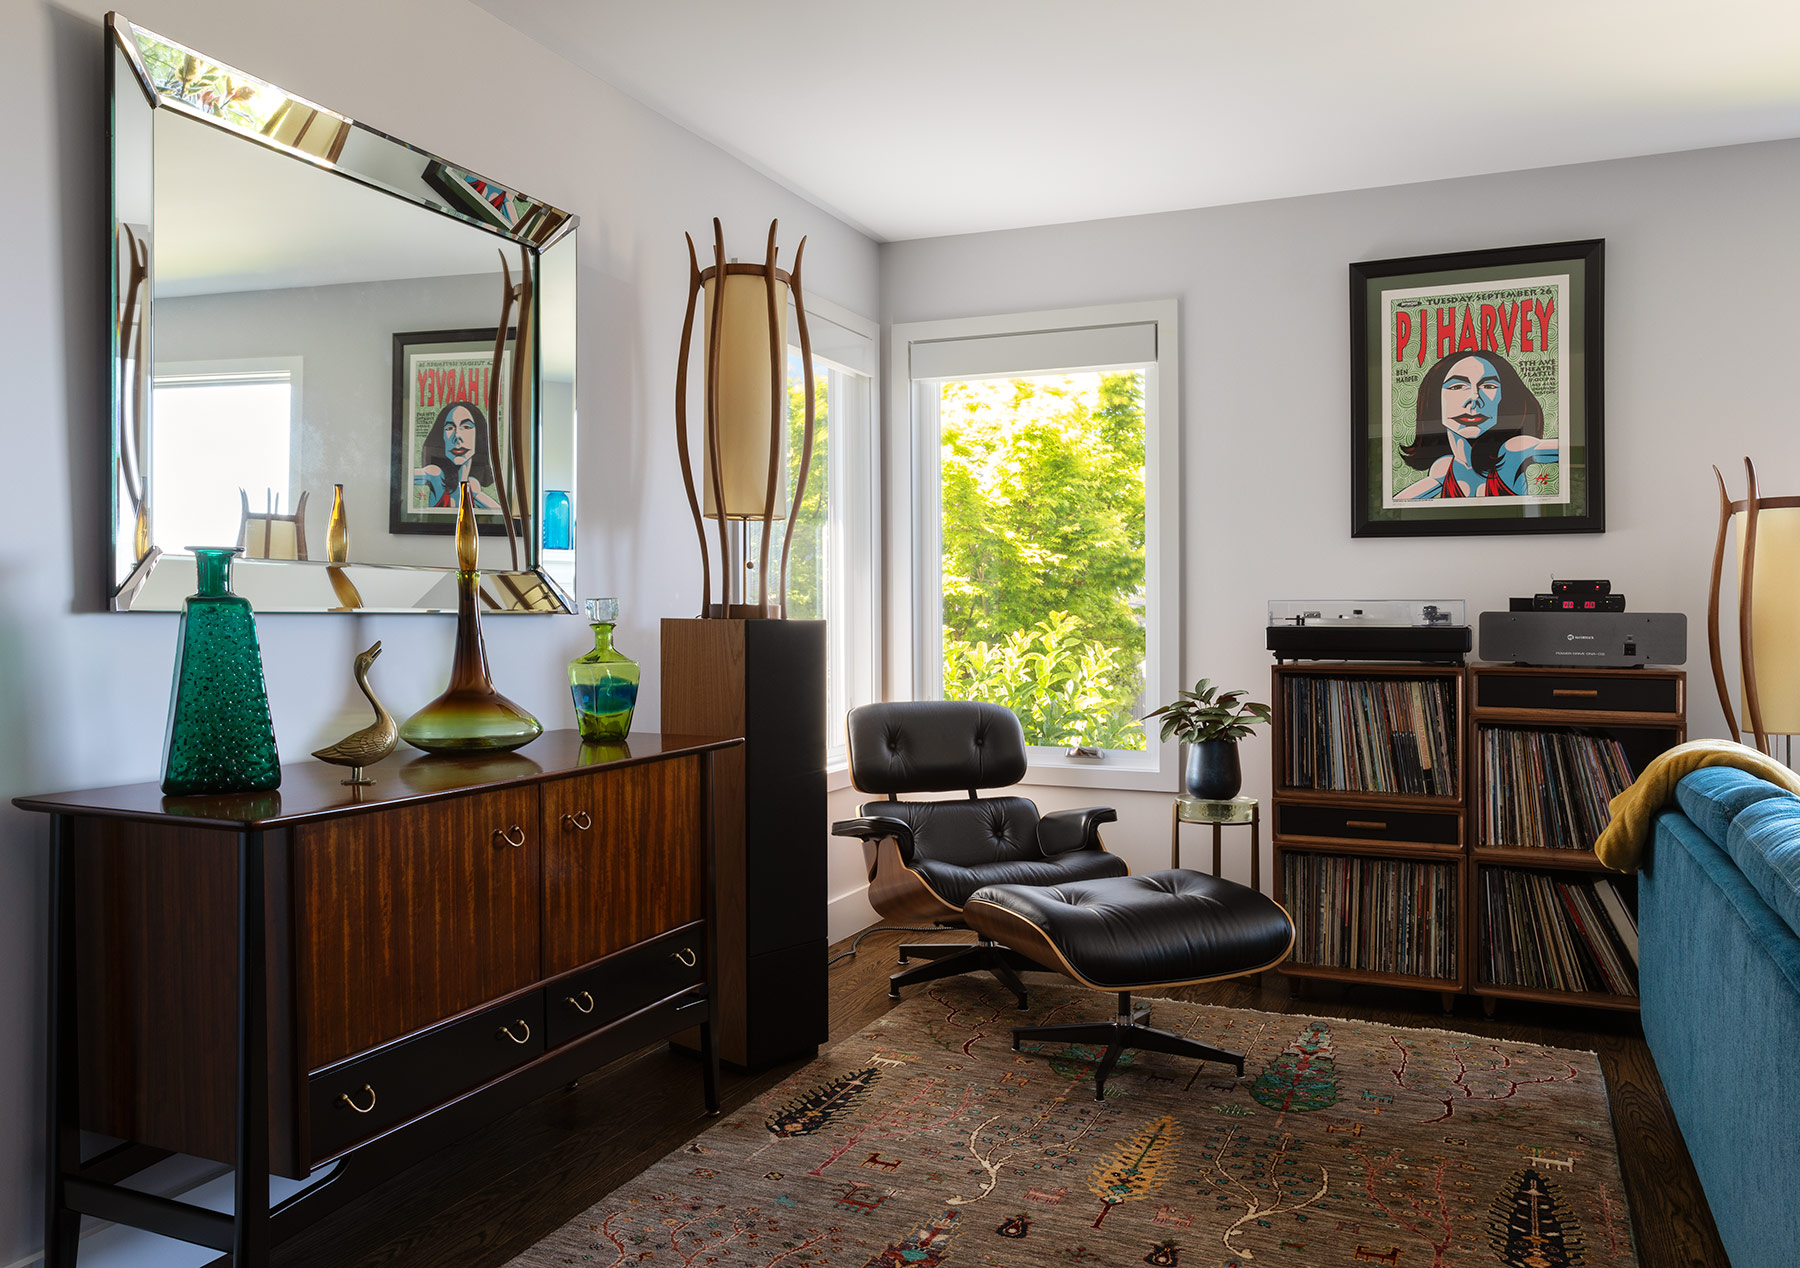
xmin=1640 ymin=766 xmax=1800 ymax=1267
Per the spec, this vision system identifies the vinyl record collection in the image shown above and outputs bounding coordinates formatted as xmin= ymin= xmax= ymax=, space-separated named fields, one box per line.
xmin=1479 ymin=727 xmax=1635 ymax=849
xmin=1282 ymin=853 xmax=1458 ymax=980
xmin=1479 ymin=869 xmax=1639 ymax=996
xmin=1282 ymin=676 xmax=1458 ymax=796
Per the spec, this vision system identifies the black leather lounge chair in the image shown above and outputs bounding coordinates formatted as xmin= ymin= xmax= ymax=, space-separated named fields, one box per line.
xmin=831 ymin=700 xmax=1128 ymax=1008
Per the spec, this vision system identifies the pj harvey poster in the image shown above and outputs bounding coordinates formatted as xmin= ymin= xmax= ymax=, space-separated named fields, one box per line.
xmin=1380 ymin=275 xmax=1568 ymax=508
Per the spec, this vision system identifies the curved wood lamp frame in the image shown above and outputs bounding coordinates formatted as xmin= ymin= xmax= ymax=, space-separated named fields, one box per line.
xmin=673 ymin=218 xmax=817 ymax=619
xmin=1708 ymin=456 xmax=1800 ymax=754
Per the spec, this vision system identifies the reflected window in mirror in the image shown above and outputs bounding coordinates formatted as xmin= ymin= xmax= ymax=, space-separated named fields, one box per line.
xmin=151 ymin=364 xmax=298 ymax=554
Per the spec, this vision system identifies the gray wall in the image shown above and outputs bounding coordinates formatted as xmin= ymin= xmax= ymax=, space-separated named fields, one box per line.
xmin=1 ymin=1 xmax=877 ymax=1259
xmin=864 ymin=136 xmax=1800 ymax=903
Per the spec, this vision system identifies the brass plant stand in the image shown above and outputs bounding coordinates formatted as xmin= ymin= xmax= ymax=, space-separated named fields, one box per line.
xmin=1170 ymin=794 xmax=1260 ymax=891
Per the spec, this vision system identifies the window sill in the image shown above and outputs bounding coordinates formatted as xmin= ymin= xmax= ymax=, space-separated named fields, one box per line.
xmin=826 ymin=763 xmax=855 ymax=794
xmin=1015 ymin=752 xmax=1173 ymax=793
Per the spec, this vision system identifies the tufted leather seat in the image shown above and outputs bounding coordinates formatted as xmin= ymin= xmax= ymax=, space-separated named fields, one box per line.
xmin=832 ymin=701 xmax=1127 ymax=1007
xmin=963 ymin=870 xmax=1294 ymax=990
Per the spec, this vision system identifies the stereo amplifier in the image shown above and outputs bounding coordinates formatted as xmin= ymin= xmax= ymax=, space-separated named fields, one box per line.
xmin=1478 ymin=611 xmax=1687 ymax=668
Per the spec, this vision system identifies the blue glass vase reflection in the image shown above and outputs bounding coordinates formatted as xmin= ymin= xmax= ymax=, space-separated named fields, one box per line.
xmin=542 ymin=490 xmax=573 ymax=551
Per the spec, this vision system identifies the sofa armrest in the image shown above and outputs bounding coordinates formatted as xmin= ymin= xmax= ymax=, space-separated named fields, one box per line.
xmin=1038 ymin=806 xmax=1117 ymax=856
xmin=831 ymin=815 xmax=916 ymax=866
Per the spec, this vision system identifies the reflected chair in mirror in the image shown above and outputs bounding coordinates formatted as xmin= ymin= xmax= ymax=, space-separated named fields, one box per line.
xmin=832 ymin=701 xmax=1128 ymax=1009
xmin=238 ymin=488 xmax=310 ymax=560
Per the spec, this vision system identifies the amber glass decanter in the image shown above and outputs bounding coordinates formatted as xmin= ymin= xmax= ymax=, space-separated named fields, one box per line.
xmin=568 ymin=598 xmax=640 ymax=742
xmin=399 ymin=484 xmax=542 ymax=754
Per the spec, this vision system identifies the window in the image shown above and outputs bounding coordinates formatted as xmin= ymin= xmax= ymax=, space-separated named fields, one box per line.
xmin=151 ymin=362 xmax=300 ymax=553
xmin=745 ymin=298 xmax=879 ymax=771
xmin=890 ymin=301 xmax=1179 ymax=789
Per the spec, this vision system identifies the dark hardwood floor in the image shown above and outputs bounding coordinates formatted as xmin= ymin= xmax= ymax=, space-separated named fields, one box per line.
xmin=276 ymin=928 xmax=1726 ymax=1267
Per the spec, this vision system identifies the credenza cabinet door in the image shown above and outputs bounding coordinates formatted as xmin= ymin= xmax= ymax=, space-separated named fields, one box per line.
xmin=295 ymin=786 xmax=543 ymax=1070
xmin=541 ymin=757 xmax=703 ymax=976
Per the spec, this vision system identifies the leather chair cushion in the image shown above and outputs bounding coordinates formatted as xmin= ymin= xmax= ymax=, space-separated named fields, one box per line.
xmin=847 ymin=701 xmax=1028 ymax=794
xmin=914 ymin=847 xmax=1129 ymax=910
xmin=963 ymin=869 xmax=1294 ymax=989
xmin=871 ymin=796 xmax=1045 ymax=868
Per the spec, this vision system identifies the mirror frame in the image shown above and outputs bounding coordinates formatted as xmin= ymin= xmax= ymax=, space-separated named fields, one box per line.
xmin=106 ymin=11 xmax=579 ymax=613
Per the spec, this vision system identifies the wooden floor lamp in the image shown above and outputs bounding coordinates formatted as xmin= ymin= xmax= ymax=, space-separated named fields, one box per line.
xmin=1709 ymin=457 xmax=1800 ymax=758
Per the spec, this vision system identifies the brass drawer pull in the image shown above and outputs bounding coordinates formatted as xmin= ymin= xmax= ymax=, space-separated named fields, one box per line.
xmin=566 ymin=990 xmax=595 ymax=1014
xmin=1552 ymin=688 xmax=1599 ymax=698
xmin=493 ymin=825 xmax=526 ymax=848
xmin=340 ymin=1084 xmax=377 ymax=1114
xmin=1346 ymin=820 xmax=1387 ymax=830
xmin=672 ymin=947 xmax=698 ymax=968
xmin=498 ymin=1019 xmax=532 ymax=1044
xmin=561 ymin=811 xmax=592 ymax=831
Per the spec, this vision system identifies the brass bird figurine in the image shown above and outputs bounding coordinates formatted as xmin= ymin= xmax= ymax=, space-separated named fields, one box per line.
xmin=312 ymin=641 xmax=397 ymax=785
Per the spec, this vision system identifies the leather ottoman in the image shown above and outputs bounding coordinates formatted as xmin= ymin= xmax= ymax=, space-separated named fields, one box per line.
xmin=963 ymin=869 xmax=1293 ymax=1098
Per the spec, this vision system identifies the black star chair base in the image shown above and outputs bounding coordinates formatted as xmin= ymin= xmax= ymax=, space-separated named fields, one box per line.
xmin=831 ymin=701 xmax=1128 ymax=1011
xmin=964 ymin=869 xmax=1294 ymax=1099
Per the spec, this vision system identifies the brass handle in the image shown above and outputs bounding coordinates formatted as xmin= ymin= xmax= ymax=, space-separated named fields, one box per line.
xmin=566 ymin=990 xmax=595 ymax=1014
xmin=672 ymin=947 xmax=698 ymax=968
xmin=340 ymin=1084 xmax=377 ymax=1114
xmin=498 ymin=1020 xmax=532 ymax=1044
xmin=561 ymin=811 xmax=592 ymax=831
xmin=493 ymin=825 xmax=526 ymax=848
xmin=1552 ymin=688 xmax=1599 ymax=698
xmin=1346 ymin=820 xmax=1387 ymax=830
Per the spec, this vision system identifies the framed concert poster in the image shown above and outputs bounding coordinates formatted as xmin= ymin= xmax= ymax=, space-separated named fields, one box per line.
xmin=1350 ymin=239 xmax=1604 ymax=537
xmin=389 ymin=327 xmax=518 ymax=536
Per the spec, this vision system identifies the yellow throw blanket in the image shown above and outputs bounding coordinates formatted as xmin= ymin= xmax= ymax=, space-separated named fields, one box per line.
xmin=1595 ymin=738 xmax=1800 ymax=872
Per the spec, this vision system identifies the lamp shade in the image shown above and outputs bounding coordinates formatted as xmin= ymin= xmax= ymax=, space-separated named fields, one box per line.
xmin=701 ymin=269 xmax=790 ymax=521
xmin=1735 ymin=502 xmax=1800 ymax=734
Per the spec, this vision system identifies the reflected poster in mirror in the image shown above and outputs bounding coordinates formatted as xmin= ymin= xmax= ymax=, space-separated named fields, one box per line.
xmin=390 ymin=328 xmax=520 ymax=536
xmin=106 ymin=13 xmax=577 ymax=613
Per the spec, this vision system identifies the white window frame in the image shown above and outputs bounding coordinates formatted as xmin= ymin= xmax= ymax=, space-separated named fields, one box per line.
xmin=797 ymin=295 xmax=881 ymax=785
xmin=886 ymin=299 xmax=1179 ymax=791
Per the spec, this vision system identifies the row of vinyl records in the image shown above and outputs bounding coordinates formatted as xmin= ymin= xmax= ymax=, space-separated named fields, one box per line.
xmin=1479 ymin=868 xmax=1639 ymax=997
xmin=1281 ymin=853 xmax=1457 ymax=980
xmin=1479 ymin=727 xmax=1636 ymax=850
xmin=1282 ymin=676 xmax=1458 ymax=798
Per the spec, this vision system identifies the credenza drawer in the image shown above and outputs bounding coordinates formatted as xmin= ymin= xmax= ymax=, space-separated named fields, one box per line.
xmin=1276 ymin=803 xmax=1461 ymax=847
xmin=546 ymin=922 xmax=706 ymax=1049
xmin=309 ymin=992 xmax=546 ymax=1163
xmin=1474 ymin=672 xmax=1680 ymax=716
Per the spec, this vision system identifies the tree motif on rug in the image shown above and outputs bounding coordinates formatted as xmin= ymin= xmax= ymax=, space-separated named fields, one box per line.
xmin=1250 ymin=1021 xmax=1341 ymax=1113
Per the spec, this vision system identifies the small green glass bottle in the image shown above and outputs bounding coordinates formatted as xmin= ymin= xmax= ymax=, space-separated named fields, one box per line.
xmin=568 ymin=599 xmax=640 ymax=742
xmin=162 ymin=547 xmax=282 ymax=795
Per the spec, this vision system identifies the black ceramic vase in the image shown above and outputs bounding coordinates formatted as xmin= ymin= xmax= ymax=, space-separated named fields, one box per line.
xmin=1184 ymin=739 xmax=1242 ymax=799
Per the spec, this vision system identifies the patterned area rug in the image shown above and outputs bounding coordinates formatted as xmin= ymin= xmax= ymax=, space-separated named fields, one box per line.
xmin=509 ymin=981 xmax=1636 ymax=1267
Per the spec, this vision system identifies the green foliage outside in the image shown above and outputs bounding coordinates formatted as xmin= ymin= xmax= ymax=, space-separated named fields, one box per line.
xmin=939 ymin=372 xmax=1147 ymax=749
xmin=137 ymin=35 xmax=268 ymax=128
xmin=782 ymin=365 xmax=828 ymax=620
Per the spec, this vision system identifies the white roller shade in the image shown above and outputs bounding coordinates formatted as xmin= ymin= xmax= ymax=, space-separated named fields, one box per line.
xmin=909 ymin=321 xmax=1157 ymax=382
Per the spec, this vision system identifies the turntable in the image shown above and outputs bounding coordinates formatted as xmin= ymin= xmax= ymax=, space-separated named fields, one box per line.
xmin=1267 ymin=599 xmax=1470 ymax=664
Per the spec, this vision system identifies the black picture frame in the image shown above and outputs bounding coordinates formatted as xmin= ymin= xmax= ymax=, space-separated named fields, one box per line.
xmin=1350 ymin=239 xmax=1604 ymax=537
xmin=389 ymin=327 xmax=518 ymax=537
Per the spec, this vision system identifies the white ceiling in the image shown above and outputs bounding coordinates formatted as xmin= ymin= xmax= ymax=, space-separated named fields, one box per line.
xmin=472 ymin=0 xmax=1800 ymax=242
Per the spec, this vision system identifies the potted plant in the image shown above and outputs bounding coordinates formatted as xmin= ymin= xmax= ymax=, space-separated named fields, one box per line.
xmin=1144 ymin=678 xmax=1272 ymax=800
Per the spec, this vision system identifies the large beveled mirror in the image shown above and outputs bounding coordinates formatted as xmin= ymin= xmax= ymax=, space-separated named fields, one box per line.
xmin=107 ymin=13 xmax=578 ymax=613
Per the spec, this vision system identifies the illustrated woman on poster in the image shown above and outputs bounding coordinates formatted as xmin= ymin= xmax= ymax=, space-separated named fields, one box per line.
xmin=413 ymin=400 xmax=502 ymax=511
xmin=1394 ymin=351 xmax=1560 ymax=500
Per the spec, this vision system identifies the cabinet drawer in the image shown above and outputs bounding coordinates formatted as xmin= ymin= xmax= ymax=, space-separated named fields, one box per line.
xmin=1276 ymin=803 xmax=1460 ymax=846
xmin=1475 ymin=673 xmax=1679 ymax=716
xmin=308 ymin=993 xmax=545 ymax=1163
xmin=546 ymin=922 xmax=706 ymax=1049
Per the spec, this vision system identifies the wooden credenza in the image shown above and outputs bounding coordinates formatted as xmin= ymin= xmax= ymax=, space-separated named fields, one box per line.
xmin=18 ymin=730 xmax=739 ymax=1268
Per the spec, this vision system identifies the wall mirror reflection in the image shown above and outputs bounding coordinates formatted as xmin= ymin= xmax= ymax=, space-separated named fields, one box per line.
xmin=109 ymin=13 xmax=578 ymax=612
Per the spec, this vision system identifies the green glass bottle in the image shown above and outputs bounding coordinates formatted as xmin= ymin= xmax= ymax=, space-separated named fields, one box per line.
xmin=568 ymin=598 xmax=640 ymax=742
xmin=161 ymin=547 xmax=282 ymax=795
xmin=400 ymin=484 xmax=543 ymax=754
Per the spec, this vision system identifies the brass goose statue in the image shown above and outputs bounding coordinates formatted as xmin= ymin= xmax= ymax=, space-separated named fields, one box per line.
xmin=312 ymin=640 xmax=397 ymax=785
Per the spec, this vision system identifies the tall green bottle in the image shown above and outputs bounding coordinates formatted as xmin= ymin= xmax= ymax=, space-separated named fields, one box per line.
xmin=161 ymin=547 xmax=282 ymax=795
